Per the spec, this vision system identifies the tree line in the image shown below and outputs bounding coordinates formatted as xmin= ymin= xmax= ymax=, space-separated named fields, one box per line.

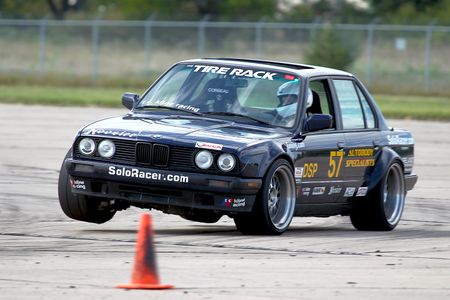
xmin=0 ymin=0 xmax=448 ymax=25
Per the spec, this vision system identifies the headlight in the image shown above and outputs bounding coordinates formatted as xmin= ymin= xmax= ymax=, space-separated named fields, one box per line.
xmin=78 ymin=138 xmax=96 ymax=155
xmin=217 ymin=153 xmax=236 ymax=172
xmin=98 ymin=139 xmax=115 ymax=158
xmin=195 ymin=150 xmax=213 ymax=169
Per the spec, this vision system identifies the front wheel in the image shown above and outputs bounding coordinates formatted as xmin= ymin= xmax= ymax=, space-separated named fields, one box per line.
xmin=350 ymin=161 xmax=405 ymax=231
xmin=234 ymin=159 xmax=296 ymax=235
xmin=58 ymin=150 xmax=116 ymax=224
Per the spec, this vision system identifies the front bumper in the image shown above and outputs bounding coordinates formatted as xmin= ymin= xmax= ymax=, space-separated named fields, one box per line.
xmin=65 ymin=158 xmax=262 ymax=213
xmin=405 ymin=174 xmax=418 ymax=191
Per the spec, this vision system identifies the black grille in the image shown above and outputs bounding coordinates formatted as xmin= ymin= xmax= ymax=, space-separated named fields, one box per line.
xmin=74 ymin=137 xmax=237 ymax=174
xmin=136 ymin=143 xmax=152 ymax=165
xmin=152 ymin=144 xmax=169 ymax=167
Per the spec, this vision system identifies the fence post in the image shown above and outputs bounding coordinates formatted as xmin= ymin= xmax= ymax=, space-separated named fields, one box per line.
xmin=365 ymin=18 xmax=379 ymax=87
xmin=198 ymin=15 xmax=209 ymax=57
xmin=91 ymin=17 xmax=101 ymax=84
xmin=255 ymin=17 xmax=266 ymax=58
xmin=424 ymin=20 xmax=436 ymax=93
xmin=144 ymin=14 xmax=156 ymax=76
xmin=38 ymin=17 xmax=48 ymax=73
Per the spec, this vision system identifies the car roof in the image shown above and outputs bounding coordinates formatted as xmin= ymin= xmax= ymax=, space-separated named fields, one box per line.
xmin=180 ymin=57 xmax=353 ymax=78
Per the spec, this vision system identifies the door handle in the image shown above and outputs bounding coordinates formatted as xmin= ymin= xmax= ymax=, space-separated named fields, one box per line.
xmin=337 ymin=142 xmax=345 ymax=150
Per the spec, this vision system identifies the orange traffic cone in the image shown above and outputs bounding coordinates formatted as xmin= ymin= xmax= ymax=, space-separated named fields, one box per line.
xmin=117 ymin=213 xmax=174 ymax=290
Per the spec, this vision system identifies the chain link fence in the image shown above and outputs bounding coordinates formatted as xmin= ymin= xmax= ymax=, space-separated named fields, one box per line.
xmin=1 ymin=19 xmax=449 ymax=94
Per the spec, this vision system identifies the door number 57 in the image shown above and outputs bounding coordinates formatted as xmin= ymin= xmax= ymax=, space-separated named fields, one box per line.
xmin=328 ymin=151 xmax=344 ymax=178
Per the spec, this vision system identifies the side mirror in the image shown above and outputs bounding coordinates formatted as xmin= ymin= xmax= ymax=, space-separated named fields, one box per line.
xmin=304 ymin=114 xmax=333 ymax=132
xmin=122 ymin=92 xmax=139 ymax=110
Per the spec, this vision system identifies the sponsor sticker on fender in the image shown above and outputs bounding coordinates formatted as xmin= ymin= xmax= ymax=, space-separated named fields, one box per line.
xmin=312 ymin=187 xmax=326 ymax=196
xmin=356 ymin=187 xmax=368 ymax=197
xmin=301 ymin=187 xmax=311 ymax=196
xmin=195 ymin=141 xmax=223 ymax=151
xmin=70 ymin=178 xmax=86 ymax=190
xmin=294 ymin=167 xmax=304 ymax=179
xmin=223 ymin=197 xmax=246 ymax=208
xmin=344 ymin=187 xmax=356 ymax=197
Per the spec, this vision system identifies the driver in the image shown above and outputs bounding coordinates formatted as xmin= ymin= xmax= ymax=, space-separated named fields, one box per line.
xmin=275 ymin=80 xmax=313 ymax=120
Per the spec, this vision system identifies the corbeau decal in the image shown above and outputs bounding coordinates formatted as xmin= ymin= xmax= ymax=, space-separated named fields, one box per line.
xmin=195 ymin=141 xmax=223 ymax=151
xmin=192 ymin=65 xmax=277 ymax=80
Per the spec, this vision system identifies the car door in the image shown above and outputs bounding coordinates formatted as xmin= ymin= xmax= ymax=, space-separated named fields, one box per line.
xmin=330 ymin=78 xmax=380 ymax=200
xmin=293 ymin=78 xmax=346 ymax=204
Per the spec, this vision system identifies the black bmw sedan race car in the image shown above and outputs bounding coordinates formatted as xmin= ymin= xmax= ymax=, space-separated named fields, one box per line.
xmin=58 ymin=58 xmax=418 ymax=235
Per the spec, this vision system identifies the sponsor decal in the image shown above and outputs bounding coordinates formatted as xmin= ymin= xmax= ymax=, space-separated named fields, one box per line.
xmin=344 ymin=187 xmax=356 ymax=197
xmin=207 ymin=88 xmax=229 ymax=94
xmin=303 ymin=162 xmax=318 ymax=178
xmin=387 ymin=134 xmax=414 ymax=145
xmin=356 ymin=187 xmax=368 ymax=197
xmin=70 ymin=178 xmax=86 ymax=190
xmin=312 ymin=187 xmax=326 ymax=196
xmin=294 ymin=167 xmax=304 ymax=179
xmin=224 ymin=197 xmax=246 ymax=208
xmin=301 ymin=187 xmax=311 ymax=196
xmin=328 ymin=186 xmax=342 ymax=195
xmin=108 ymin=166 xmax=189 ymax=183
xmin=345 ymin=158 xmax=375 ymax=168
xmin=152 ymin=100 xmax=200 ymax=113
xmin=195 ymin=141 xmax=223 ymax=151
xmin=348 ymin=148 xmax=374 ymax=157
xmin=85 ymin=128 xmax=138 ymax=138
xmin=192 ymin=65 xmax=277 ymax=81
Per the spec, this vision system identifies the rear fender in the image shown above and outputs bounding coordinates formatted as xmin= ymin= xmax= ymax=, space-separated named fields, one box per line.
xmin=365 ymin=147 xmax=404 ymax=191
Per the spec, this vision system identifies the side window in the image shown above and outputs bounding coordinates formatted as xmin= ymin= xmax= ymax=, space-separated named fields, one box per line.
xmin=333 ymin=79 xmax=365 ymax=129
xmin=308 ymin=80 xmax=335 ymax=129
xmin=356 ymin=86 xmax=376 ymax=128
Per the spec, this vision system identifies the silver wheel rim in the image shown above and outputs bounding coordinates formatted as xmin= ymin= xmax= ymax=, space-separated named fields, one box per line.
xmin=267 ymin=165 xmax=295 ymax=230
xmin=383 ymin=164 xmax=405 ymax=226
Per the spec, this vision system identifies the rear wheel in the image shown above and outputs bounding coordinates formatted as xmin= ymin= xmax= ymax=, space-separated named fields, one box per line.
xmin=234 ymin=159 xmax=295 ymax=235
xmin=350 ymin=162 xmax=405 ymax=231
xmin=58 ymin=150 xmax=116 ymax=224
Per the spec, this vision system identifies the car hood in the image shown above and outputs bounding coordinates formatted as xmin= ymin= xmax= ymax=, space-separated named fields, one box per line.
xmin=80 ymin=115 xmax=289 ymax=150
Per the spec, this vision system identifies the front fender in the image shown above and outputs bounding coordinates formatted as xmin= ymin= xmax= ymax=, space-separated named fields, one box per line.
xmin=239 ymin=141 xmax=294 ymax=178
xmin=365 ymin=147 xmax=404 ymax=191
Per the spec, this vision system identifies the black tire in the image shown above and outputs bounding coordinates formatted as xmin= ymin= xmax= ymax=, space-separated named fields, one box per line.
xmin=180 ymin=211 xmax=222 ymax=223
xmin=350 ymin=161 xmax=405 ymax=231
xmin=58 ymin=150 xmax=116 ymax=224
xmin=234 ymin=159 xmax=296 ymax=235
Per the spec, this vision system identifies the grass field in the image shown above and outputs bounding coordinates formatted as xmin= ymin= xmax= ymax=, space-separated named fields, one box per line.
xmin=1 ymin=84 xmax=450 ymax=121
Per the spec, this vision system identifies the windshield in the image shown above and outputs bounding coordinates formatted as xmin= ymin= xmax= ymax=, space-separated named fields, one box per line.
xmin=138 ymin=63 xmax=302 ymax=127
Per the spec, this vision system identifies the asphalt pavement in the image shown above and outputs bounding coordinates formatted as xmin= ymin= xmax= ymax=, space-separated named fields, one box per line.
xmin=0 ymin=104 xmax=449 ymax=300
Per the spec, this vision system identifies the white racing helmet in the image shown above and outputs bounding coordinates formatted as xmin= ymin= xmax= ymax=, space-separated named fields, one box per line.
xmin=277 ymin=80 xmax=313 ymax=108
xmin=277 ymin=80 xmax=299 ymax=100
